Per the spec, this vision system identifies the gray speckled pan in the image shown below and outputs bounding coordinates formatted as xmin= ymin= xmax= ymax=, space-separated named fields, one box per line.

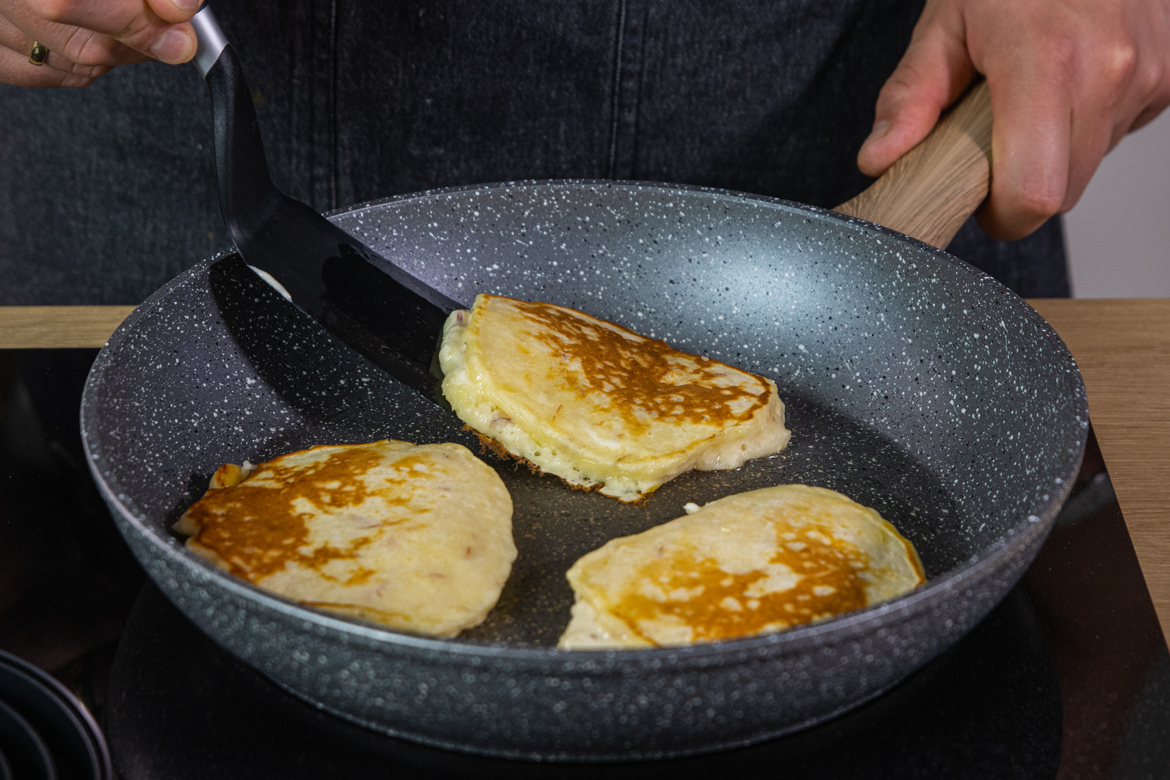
xmin=81 ymin=180 xmax=1087 ymax=761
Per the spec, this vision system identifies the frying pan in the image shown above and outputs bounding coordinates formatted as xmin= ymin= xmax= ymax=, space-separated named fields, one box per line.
xmin=80 ymin=85 xmax=1086 ymax=759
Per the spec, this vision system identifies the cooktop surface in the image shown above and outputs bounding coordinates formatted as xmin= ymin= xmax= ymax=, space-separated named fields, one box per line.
xmin=2 ymin=349 xmax=1167 ymax=779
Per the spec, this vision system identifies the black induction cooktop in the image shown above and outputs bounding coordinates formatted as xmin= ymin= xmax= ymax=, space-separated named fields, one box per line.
xmin=2 ymin=349 xmax=1167 ymax=779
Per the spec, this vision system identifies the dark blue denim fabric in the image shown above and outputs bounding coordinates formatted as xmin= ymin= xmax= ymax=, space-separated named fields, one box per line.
xmin=0 ymin=0 xmax=1067 ymax=305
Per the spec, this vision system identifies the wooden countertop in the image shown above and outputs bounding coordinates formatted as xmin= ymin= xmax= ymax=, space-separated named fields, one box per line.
xmin=1028 ymin=299 xmax=1170 ymax=634
xmin=0 ymin=305 xmax=136 ymax=349
xmin=3 ymin=300 xmax=1168 ymax=632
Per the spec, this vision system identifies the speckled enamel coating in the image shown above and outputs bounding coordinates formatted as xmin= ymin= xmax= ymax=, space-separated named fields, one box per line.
xmin=81 ymin=181 xmax=1087 ymax=760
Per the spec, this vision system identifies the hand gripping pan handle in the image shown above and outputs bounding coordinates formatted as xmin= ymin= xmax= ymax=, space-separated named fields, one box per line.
xmin=835 ymin=80 xmax=993 ymax=250
xmin=190 ymin=6 xmax=463 ymax=395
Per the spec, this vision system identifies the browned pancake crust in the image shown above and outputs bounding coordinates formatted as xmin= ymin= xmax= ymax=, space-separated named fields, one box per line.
xmin=501 ymin=297 xmax=775 ymax=432
xmin=183 ymin=445 xmax=397 ymax=582
xmin=176 ymin=440 xmax=517 ymax=637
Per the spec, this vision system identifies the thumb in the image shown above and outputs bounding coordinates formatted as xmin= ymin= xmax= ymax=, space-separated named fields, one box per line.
xmin=858 ymin=13 xmax=977 ymax=177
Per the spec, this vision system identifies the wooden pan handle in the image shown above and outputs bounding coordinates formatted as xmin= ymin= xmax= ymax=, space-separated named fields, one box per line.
xmin=833 ymin=80 xmax=992 ymax=250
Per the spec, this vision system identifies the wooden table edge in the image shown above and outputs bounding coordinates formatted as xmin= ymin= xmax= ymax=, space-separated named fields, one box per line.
xmin=0 ymin=305 xmax=138 ymax=349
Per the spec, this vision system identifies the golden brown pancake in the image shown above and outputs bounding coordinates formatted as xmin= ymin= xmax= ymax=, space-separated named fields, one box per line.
xmin=438 ymin=294 xmax=790 ymax=502
xmin=557 ymin=485 xmax=924 ymax=649
xmin=173 ymin=440 xmax=516 ymax=637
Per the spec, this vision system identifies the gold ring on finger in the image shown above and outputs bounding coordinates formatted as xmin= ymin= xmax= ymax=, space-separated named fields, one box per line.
xmin=29 ymin=41 xmax=48 ymax=66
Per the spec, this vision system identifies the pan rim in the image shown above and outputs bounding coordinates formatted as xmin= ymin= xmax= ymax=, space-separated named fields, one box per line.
xmin=81 ymin=178 xmax=1088 ymax=663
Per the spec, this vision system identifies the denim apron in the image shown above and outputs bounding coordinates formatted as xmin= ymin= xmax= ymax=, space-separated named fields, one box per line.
xmin=0 ymin=0 xmax=1067 ymax=305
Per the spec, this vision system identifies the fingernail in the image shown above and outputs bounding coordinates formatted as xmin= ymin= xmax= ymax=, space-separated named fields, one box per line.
xmin=172 ymin=0 xmax=202 ymax=11
xmin=151 ymin=28 xmax=194 ymax=64
xmin=861 ymin=120 xmax=890 ymax=149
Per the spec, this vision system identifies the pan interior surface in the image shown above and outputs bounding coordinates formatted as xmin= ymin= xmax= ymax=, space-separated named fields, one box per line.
xmin=86 ymin=181 xmax=1084 ymax=647
xmin=81 ymin=181 xmax=1086 ymax=756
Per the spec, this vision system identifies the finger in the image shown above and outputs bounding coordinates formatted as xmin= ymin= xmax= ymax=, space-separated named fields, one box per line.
xmin=1064 ymin=40 xmax=1170 ymax=209
xmin=13 ymin=0 xmax=196 ymax=64
xmin=132 ymin=23 xmax=195 ymax=64
xmin=1060 ymin=20 xmax=1154 ymax=212
xmin=0 ymin=14 xmax=132 ymax=80
xmin=1061 ymin=105 xmax=1112 ymax=212
xmin=146 ymin=0 xmax=204 ymax=26
xmin=0 ymin=37 xmax=95 ymax=86
xmin=1063 ymin=52 xmax=1146 ymax=213
xmin=975 ymin=69 xmax=1072 ymax=241
xmin=1107 ymin=24 xmax=1170 ymax=145
xmin=858 ymin=10 xmax=977 ymax=177
xmin=28 ymin=0 xmax=199 ymax=35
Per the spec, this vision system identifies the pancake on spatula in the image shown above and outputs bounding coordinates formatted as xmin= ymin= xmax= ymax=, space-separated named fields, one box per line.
xmin=174 ymin=440 xmax=516 ymax=637
xmin=439 ymin=294 xmax=790 ymax=502
xmin=558 ymin=484 xmax=924 ymax=649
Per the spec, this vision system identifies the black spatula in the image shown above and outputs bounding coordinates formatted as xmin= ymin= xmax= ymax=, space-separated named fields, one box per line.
xmin=190 ymin=6 xmax=462 ymax=394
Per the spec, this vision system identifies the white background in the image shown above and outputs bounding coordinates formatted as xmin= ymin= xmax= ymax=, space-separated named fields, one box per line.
xmin=1064 ymin=111 xmax=1170 ymax=298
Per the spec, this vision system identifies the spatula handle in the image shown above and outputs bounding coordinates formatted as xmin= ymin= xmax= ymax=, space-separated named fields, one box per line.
xmin=190 ymin=7 xmax=229 ymax=77
xmin=833 ymin=80 xmax=992 ymax=250
xmin=190 ymin=6 xmax=283 ymax=242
